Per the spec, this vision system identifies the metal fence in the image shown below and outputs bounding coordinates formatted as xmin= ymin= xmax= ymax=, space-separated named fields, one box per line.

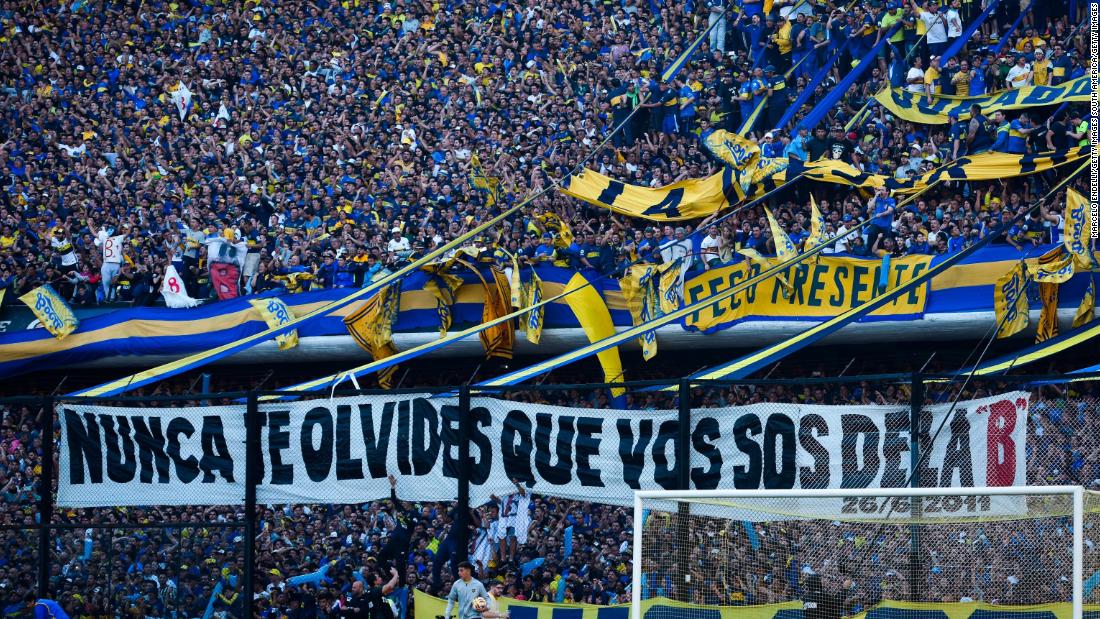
xmin=4 ymin=372 xmax=1099 ymax=616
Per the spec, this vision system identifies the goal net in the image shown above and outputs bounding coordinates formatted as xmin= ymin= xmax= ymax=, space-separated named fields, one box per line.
xmin=632 ymin=487 xmax=1092 ymax=619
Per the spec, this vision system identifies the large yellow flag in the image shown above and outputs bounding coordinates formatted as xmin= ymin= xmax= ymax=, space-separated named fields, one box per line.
xmin=994 ymin=263 xmax=1030 ymax=339
xmin=248 ymin=298 xmax=298 ymax=350
xmin=1065 ymin=188 xmax=1095 ymax=270
xmin=562 ymin=272 xmax=625 ymax=397
xmin=345 ymin=285 xmax=401 ymax=388
xmin=20 ymin=285 xmax=78 ymax=340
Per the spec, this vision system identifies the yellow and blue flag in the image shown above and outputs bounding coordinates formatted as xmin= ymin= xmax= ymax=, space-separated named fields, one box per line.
xmin=620 ymin=264 xmax=660 ymax=361
xmin=1065 ymin=188 xmax=1096 ymax=270
xmin=20 ymin=285 xmax=78 ymax=340
xmin=764 ymin=207 xmax=797 ymax=260
xmin=522 ymin=268 xmax=544 ymax=345
xmin=248 ymin=297 xmax=298 ymax=350
xmin=995 ymin=262 xmax=1031 ymax=339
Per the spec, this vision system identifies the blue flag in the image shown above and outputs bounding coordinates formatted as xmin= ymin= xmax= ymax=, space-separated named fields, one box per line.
xmin=775 ymin=44 xmax=847 ymax=130
xmin=744 ymin=521 xmax=761 ymax=550
xmin=796 ymin=26 xmax=898 ymax=132
xmin=521 ymin=558 xmax=545 ymax=577
xmin=556 ymin=568 xmax=569 ymax=602
xmin=564 ymin=526 xmax=574 ymax=558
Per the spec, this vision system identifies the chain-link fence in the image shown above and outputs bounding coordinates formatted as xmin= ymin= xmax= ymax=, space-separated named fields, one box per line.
xmin=6 ymin=373 xmax=1100 ymax=616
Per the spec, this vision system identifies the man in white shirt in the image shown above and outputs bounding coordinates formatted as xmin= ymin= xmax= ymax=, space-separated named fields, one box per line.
xmin=911 ymin=0 xmax=948 ymax=56
xmin=1005 ymin=55 xmax=1033 ymax=89
xmin=490 ymin=478 xmax=530 ymax=566
xmin=905 ymin=56 xmax=926 ymax=94
xmin=659 ymin=227 xmax=692 ymax=265
xmin=699 ymin=225 xmax=723 ymax=268
xmin=834 ymin=215 xmax=861 ymax=253
xmin=387 ymin=229 xmax=411 ymax=255
xmin=943 ymin=0 xmax=963 ymax=46
xmin=89 ymin=219 xmax=126 ymax=302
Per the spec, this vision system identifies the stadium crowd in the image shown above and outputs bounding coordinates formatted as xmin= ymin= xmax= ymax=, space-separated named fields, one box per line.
xmin=0 ymin=364 xmax=1098 ymax=617
xmin=0 ymin=0 xmax=1090 ymax=308
xmin=0 ymin=0 xmax=1095 ymax=614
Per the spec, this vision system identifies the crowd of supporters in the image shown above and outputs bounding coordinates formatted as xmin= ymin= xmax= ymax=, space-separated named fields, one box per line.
xmin=0 ymin=0 xmax=1090 ymax=308
xmin=0 ymin=0 xmax=1095 ymax=615
xmin=0 ymin=364 xmax=1098 ymax=617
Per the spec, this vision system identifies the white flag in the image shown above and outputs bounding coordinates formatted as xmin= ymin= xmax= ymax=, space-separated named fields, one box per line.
xmin=170 ymin=81 xmax=193 ymax=121
xmin=161 ymin=265 xmax=200 ymax=308
xmin=216 ymin=102 xmax=230 ymax=123
xmin=204 ymin=236 xmax=248 ymax=268
xmin=102 ymin=234 xmax=126 ymax=264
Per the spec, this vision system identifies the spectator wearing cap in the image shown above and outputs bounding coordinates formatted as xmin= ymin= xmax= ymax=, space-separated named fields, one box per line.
xmin=761 ymin=132 xmax=785 ymax=158
xmin=878 ymin=3 xmax=908 ymax=74
xmin=1031 ymin=49 xmax=1051 ymax=86
xmin=770 ymin=14 xmax=794 ymax=74
xmin=923 ymin=56 xmax=942 ymax=105
xmin=763 ymin=65 xmax=788 ymax=131
xmin=947 ymin=111 xmax=969 ymax=159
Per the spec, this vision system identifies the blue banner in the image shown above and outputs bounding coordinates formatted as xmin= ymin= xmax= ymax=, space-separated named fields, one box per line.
xmin=1 ymin=247 xmax=1094 ymax=380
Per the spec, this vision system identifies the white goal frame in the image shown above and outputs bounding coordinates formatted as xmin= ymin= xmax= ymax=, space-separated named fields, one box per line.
xmin=632 ymin=486 xmax=1085 ymax=619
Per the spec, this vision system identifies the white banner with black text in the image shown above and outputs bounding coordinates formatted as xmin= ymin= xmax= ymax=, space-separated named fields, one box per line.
xmin=56 ymin=392 xmax=1028 ymax=508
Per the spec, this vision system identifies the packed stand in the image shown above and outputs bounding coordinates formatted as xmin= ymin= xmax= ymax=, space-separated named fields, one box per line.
xmin=0 ymin=0 xmax=1090 ymax=310
xmin=0 ymin=364 xmax=1098 ymax=615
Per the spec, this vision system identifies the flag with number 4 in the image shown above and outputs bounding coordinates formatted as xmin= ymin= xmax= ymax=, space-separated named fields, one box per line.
xmin=162 ymin=265 xmax=200 ymax=308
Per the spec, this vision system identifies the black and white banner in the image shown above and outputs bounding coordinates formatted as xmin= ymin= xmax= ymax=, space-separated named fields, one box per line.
xmin=57 ymin=392 xmax=1028 ymax=508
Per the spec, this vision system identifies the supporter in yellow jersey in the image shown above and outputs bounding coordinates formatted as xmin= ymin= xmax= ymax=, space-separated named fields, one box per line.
xmin=923 ymin=55 xmax=941 ymax=104
xmin=1031 ymin=49 xmax=1050 ymax=85
xmin=951 ymin=60 xmax=974 ymax=96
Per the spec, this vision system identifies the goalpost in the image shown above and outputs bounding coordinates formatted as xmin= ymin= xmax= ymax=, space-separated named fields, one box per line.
xmin=632 ymin=486 xmax=1087 ymax=619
